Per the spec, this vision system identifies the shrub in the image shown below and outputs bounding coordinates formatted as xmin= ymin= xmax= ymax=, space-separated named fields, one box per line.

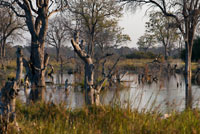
xmin=126 ymin=51 xmax=157 ymax=59
xmin=181 ymin=36 xmax=200 ymax=62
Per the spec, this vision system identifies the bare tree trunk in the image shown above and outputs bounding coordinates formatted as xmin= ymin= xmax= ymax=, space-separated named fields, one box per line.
xmin=56 ymin=47 xmax=60 ymax=62
xmin=29 ymin=39 xmax=49 ymax=102
xmin=71 ymin=33 xmax=96 ymax=105
xmin=0 ymin=40 xmax=6 ymax=59
xmin=0 ymin=47 xmax=22 ymax=133
xmin=71 ymin=33 xmax=119 ymax=106
xmin=85 ymin=62 xmax=95 ymax=105
xmin=185 ymin=42 xmax=192 ymax=109
xmin=164 ymin=45 xmax=168 ymax=60
xmin=2 ymin=41 xmax=5 ymax=58
xmin=16 ymin=48 xmax=23 ymax=83
xmin=0 ymin=41 xmax=2 ymax=59
xmin=60 ymin=56 xmax=64 ymax=84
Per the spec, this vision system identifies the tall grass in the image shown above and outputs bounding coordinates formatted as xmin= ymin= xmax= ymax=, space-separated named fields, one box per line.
xmin=6 ymin=101 xmax=200 ymax=134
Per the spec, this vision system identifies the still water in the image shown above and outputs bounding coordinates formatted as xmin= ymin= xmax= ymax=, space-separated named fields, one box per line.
xmin=18 ymin=73 xmax=200 ymax=113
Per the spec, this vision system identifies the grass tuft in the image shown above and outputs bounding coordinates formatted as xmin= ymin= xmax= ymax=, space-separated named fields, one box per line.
xmin=6 ymin=101 xmax=200 ymax=134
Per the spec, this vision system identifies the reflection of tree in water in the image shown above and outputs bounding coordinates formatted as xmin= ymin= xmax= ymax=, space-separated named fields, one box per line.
xmin=135 ymin=61 xmax=189 ymax=112
xmin=56 ymin=73 xmax=61 ymax=85
xmin=161 ymin=73 xmax=185 ymax=112
xmin=17 ymin=67 xmax=199 ymax=111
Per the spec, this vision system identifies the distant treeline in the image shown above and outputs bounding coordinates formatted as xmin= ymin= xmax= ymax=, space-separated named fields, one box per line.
xmin=3 ymin=44 xmax=182 ymax=61
xmin=126 ymin=51 xmax=158 ymax=59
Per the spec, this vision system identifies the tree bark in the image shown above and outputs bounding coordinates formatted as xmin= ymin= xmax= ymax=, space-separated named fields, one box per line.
xmin=185 ymin=41 xmax=193 ymax=109
xmin=85 ymin=62 xmax=95 ymax=105
xmin=0 ymin=40 xmax=6 ymax=58
xmin=0 ymin=41 xmax=2 ymax=59
xmin=2 ymin=41 xmax=5 ymax=58
xmin=0 ymin=47 xmax=22 ymax=133
xmin=164 ymin=45 xmax=168 ymax=60
xmin=71 ymin=33 xmax=96 ymax=105
xmin=16 ymin=48 xmax=23 ymax=83
xmin=56 ymin=47 xmax=60 ymax=62
xmin=28 ymin=40 xmax=46 ymax=101
xmin=22 ymin=2 xmax=49 ymax=102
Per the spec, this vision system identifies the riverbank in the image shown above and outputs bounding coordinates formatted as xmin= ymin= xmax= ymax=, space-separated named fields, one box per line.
xmin=6 ymin=101 xmax=200 ymax=134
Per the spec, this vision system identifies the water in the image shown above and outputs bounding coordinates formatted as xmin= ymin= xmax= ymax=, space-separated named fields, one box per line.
xmin=102 ymin=74 xmax=200 ymax=113
xmin=18 ymin=73 xmax=200 ymax=113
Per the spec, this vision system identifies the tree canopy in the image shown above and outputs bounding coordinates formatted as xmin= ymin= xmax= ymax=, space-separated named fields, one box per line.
xmin=66 ymin=0 xmax=124 ymax=57
xmin=145 ymin=11 xmax=180 ymax=59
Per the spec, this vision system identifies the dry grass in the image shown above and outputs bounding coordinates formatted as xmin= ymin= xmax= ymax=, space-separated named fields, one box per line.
xmin=7 ymin=101 xmax=200 ymax=134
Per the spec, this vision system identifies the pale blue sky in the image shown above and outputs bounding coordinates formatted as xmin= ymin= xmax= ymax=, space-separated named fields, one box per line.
xmin=119 ymin=8 xmax=149 ymax=48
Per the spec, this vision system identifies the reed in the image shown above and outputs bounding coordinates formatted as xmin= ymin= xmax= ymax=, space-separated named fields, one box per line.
xmin=5 ymin=100 xmax=199 ymax=134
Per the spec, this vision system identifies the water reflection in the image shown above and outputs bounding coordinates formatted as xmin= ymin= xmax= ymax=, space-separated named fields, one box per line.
xmin=18 ymin=73 xmax=200 ymax=113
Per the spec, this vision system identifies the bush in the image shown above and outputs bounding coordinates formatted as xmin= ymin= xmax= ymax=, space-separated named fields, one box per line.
xmin=181 ymin=37 xmax=200 ymax=62
xmin=126 ymin=51 xmax=157 ymax=59
xmin=12 ymin=102 xmax=200 ymax=134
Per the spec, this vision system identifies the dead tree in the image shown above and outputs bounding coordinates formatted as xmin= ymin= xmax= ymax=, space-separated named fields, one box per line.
xmin=71 ymin=32 xmax=95 ymax=105
xmin=0 ymin=47 xmax=23 ymax=133
xmin=0 ymin=0 xmax=68 ymax=102
xmin=71 ymin=32 xmax=120 ymax=106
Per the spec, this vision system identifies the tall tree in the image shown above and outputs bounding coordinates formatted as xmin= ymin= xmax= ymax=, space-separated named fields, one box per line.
xmin=0 ymin=0 xmax=68 ymax=101
xmin=67 ymin=0 xmax=124 ymax=105
xmin=0 ymin=7 xmax=24 ymax=59
xmin=137 ymin=33 xmax=156 ymax=52
xmin=46 ymin=15 xmax=69 ymax=62
xmin=145 ymin=12 xmax=180 ymax=60
xmin=95 ymin=26 xmax=131 ymax=56
xmin=67 ymin=0 xmax=123 ymax=57
xmin=123 ymin=0 xmax=200 ymax=108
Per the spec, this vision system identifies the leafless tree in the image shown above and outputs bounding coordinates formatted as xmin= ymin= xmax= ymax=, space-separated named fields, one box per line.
xmin=0 ymin=7 xmax=24 ymax=59
xmin=71 ymin=32 xmax=120 ymax=105
xmin=46 ymin=15 xmax=69 ymax=62
xmin=0 ymin=47 xmax=23 ymax=133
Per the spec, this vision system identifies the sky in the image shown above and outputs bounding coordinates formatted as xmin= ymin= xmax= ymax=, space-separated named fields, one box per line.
xmin=21 ymin=6 xmax=149 ymax=49
xmin=119 ymin=8 xmax=149 ymax=48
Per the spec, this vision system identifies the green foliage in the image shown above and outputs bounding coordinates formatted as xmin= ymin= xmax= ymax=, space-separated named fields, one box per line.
xmin=65 ymin=0 xmax=127 ymax=55
xmin=126 ymin=51 xmax=157 ymax=59
xmin=11 ymin=102 xmax=200 ymax=134
xmin=146 ymin=12 xmax=180 ymax=45
xmin=181 ymin=37 xmax=200 ymax=62
xmin=137 ymin=33 xmax=156 ymax=52
xmin=139 ymin=11 xmax=180 ymax=59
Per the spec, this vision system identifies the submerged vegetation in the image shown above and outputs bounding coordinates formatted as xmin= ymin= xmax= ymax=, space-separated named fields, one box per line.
xmin=5 ymin=101 xmax=199 ymax=134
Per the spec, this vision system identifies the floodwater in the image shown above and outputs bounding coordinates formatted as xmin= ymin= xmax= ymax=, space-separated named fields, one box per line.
xmin=18 ymin=73 xmax=200 ymax=113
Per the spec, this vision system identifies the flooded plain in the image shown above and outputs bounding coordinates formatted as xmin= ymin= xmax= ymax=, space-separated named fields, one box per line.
xmin=18 ymin=73 xmax=200 ymax=113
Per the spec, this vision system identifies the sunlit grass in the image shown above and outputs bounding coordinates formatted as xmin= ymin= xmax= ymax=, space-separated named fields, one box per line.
xmin=192 ymin=62 xmax=198 ymax=72
xmin=9 ymin=101 xmax=200 ymax=134
xmin=4 ymin=59 xmax=199 ymax=72
xmin=6 ymin=60 xmax=16 ymax=70
xmin=49 ymin=59 xmax=76 ymax=73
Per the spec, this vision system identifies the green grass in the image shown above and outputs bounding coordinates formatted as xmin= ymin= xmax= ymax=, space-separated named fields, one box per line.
xmin=49 ymin=59 xmax=76 ymax=73
xmin=6 ymin=101 xmax=200 ymax=134
xmin=3 ymin=59 xmax=199 ymax=73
